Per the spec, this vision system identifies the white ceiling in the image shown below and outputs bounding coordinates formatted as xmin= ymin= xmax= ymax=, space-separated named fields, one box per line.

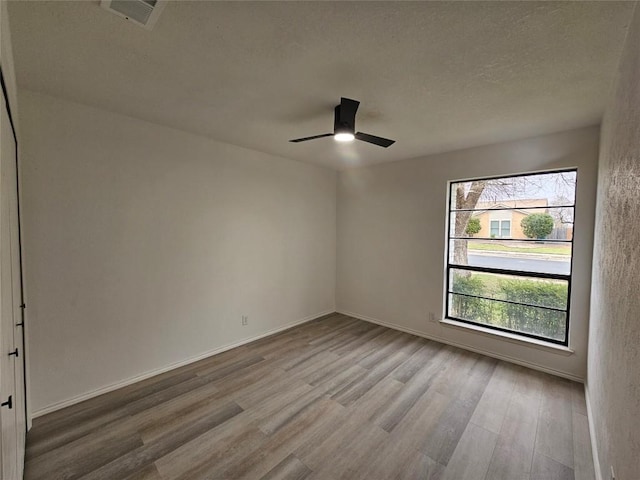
xmin=8 ymin=1 xmax=634 ymax=170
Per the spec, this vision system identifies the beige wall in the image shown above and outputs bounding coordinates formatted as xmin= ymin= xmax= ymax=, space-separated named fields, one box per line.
xmin=1 ymin=1 xmax=19 ymax=126
xmin=337 ymin=126 xmax=598 ymax=380
xmin=19 ymin=91 xmax=337 ymax=415
xmin=511 ymin=211 xmax=527 ymax=239
xmin=587 ymin=3 xmax=640 ymax=479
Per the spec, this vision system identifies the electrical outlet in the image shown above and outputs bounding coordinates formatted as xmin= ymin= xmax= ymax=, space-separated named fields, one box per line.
xmin=428 ymin=312 xmax=438 ymax=323
xmin=610 ymin=466 xmax=616 ymax=480
xmin=241 ymin=315 xmax=248 ymax=326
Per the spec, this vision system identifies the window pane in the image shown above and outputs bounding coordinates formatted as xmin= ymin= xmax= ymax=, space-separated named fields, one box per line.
xmin=449 ymin=207 xmax=575 ymax=241
xmin=448 ymin=239 xmax=572 ymax=275
xmin=501 ymin=220 xmax=510 ymax=237
xmin=448 ymin=293 xmax=567 ymax=342
xmin=449 ymin=212 xmax=483 ymax=238
xmin=490 ymin=220 xmax=499 ymax=237
xmin=449 ymin=268 xmax=568 ymax=310
xmin=450 ymin=171 xmax=577 ymax=210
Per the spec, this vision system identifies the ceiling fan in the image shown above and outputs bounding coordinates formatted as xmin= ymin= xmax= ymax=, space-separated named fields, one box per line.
xmin=289 ymin=97 xmax=395 ymax=148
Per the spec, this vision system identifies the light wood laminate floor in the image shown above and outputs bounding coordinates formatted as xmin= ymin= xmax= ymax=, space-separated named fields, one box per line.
xmin=25 ymin=314 xmax=595 ymax=480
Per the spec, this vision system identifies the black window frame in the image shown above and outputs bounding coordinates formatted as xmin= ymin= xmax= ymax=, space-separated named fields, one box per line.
xmin=444 ymin=168 xmax=577 ymax=346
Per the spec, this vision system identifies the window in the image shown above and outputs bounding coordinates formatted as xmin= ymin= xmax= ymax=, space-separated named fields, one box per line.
xmin=490 ymin=219 xmax=511 ymax=238
xmin=445 ymin=170 xmax=577 ymax=345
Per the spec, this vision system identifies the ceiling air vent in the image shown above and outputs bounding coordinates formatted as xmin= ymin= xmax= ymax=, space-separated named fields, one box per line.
xmin=100 ymin=0 xmax=167 ymax=30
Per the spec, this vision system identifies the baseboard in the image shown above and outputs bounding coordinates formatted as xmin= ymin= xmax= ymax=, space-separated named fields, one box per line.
xmin=337 ymin=309 xmax=584 ymax=383
xmin=32 ymin=309 xmax=336 ymax=418
xmin=584 ymin=382 xmax=603 ymax=480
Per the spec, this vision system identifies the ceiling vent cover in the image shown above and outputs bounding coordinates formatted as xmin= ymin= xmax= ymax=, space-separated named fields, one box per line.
xmin=100 ymin=0 xmax=166 ymax=30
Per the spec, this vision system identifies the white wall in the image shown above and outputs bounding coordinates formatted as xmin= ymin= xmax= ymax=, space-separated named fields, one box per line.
xmin=337 ymin=126 xmax=599 ymax=380
xmin=587 ymin=3 xmax=640 ymax=479
xmin=19 ymin=90 xmax=337 ymax=415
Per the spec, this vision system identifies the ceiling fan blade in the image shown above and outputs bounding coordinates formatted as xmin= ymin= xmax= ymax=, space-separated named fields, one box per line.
xmin=355 ymin=132 xmax=395 ymax=148
xmin=339 ymin=97 xmax=360 ymax=127
xmin=289 ymin=133 xmax=333 ymax=143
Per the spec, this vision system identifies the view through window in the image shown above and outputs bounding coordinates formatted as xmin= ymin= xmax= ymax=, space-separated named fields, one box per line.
xmin=446 ymin=170 xmax=577 ymax=345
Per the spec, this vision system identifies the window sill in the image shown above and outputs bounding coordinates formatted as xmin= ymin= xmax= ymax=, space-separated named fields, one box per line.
xmin=440 ymin=318 xmax=574 ymax=356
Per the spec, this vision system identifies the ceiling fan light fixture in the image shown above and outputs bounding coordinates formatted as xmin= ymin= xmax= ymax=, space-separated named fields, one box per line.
xmin=334 ymin=132 xmax=355 ymax=142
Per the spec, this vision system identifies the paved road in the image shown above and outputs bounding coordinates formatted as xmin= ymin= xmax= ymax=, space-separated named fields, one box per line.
xmin=467 ymin=254 xmax=571 ymax=275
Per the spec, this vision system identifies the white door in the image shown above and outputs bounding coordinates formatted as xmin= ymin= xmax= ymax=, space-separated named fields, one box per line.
xmin=0 ymin=79 xmax=25 ymax=479
xmin=8 ymin=130 xmax=25 ymax=478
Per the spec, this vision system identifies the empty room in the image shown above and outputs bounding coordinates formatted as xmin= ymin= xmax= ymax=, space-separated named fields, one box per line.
xmin=0 ymin=1 xmax=639 ymax=479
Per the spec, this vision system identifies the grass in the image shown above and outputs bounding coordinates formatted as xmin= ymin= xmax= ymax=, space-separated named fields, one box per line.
xmin=467 ymin=242 xmax=571 ymax=256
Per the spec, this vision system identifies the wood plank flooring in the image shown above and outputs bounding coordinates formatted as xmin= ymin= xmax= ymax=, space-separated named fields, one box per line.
xmin=24 ymin=313 xmax=595 ymax=480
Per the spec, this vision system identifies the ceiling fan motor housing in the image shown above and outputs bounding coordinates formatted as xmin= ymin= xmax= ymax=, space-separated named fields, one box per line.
xmin=334 ymin=104 xmax=355 ymax=135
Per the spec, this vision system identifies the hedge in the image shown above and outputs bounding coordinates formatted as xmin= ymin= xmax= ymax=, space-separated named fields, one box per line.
xmin=450 ymin=273 xmax=568 ymax=341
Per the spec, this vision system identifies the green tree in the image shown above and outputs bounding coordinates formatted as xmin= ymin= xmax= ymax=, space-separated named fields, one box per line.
xmin=465 ymin=217 xmax=481 ymax=236
xmin=521 ymin=213 xmax=554 ymax=239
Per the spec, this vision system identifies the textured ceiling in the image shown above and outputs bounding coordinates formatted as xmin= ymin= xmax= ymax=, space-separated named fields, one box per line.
xmin=8 ymin=1 xmax=634 ymax=169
